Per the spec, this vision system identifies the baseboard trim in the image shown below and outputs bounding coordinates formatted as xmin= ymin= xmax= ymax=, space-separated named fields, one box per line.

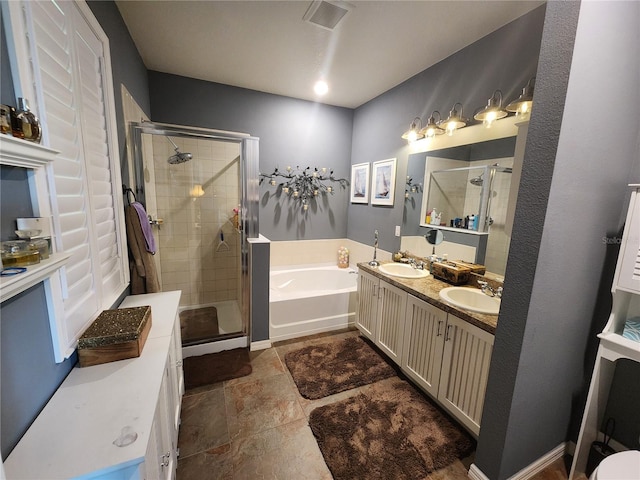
xmin=250 ymin=339 xmax=272 ymax=351
xmin=509 ymin=443 xmax=567 ymax=480
xmin=468 ymin=443 xmax=567 ymax=480
xmin=182 ymin=336 xmax=249 ymax=358
xmin=468 ymin=463 xmax=490 ymax=480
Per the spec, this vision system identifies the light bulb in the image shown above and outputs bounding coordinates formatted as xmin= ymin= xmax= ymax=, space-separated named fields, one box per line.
xmin=293 ymin=189 xmax=299 ymax=197
xmin=446 ymin=122 xmax=456 ymax=136
xmin=407 ymin=130 xmax=418 ymax=143
xmin=483 ymin=111 xmax=498 ymax=128
xmin=516 ymin=102 xmax=532 ymax=117
xmin=426 ymin=127 xmax=437 ymax=138
xmin=283 ymin=186 xmax=289 ymax=193
xmin=314 ymin=80 xmax=329 ymax=96
xmin=313 ymin=189 xmax=319 ymax=196
xmin=327 ymin=186 xmax=333 ymax=193
xmin=405 ymin=191 xmax=410 ymax=199
xmin=303 ymin=203 xmax=309 ymax=211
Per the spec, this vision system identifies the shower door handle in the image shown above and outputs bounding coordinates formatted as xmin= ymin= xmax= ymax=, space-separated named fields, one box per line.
xmin=148 ymin=215 xmax=164 ymax=230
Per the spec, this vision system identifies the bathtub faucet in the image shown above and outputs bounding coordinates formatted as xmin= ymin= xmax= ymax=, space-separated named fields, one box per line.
xmin=369 ymin=230 xmax=380 ymax=267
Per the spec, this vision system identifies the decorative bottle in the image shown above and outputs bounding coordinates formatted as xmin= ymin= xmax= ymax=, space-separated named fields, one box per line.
xmin=338 ymin=246 xmax=349 ymax=268
xmin=16 ymin=98 xmax=42 ymax=143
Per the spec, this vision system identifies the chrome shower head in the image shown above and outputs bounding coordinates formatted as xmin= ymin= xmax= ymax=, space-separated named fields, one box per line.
xmin=166 ymin=136 xmax=192 ymax=164
xmin=470 ymin=173 xmax=484 ymax=186
xmin=168 ymin=151 xmax=193 ymax=164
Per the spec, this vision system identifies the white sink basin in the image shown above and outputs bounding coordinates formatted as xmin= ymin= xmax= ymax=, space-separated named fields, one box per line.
xmin=378 ymin=263 xmax=430 ymax=279
xmin=439 ymin=286 xmax=501 ymax=315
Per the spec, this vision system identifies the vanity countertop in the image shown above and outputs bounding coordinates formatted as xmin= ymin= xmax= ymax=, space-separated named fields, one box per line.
xmin=357 ymin=262 xmax=498 ymax=335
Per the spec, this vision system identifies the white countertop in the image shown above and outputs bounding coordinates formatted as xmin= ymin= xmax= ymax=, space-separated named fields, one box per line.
xmin=5 ymin=291 xmax=181 ymax=480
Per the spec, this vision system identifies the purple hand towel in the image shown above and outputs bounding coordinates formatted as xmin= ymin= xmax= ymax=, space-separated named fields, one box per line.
xmin=131 ymin=201 xmax=156 ymax=254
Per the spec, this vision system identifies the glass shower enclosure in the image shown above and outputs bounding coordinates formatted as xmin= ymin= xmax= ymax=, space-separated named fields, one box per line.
xmin=129 ymin=122 xmax=259 ymax=350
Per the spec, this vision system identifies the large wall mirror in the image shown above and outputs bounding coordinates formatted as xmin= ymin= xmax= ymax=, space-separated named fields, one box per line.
xmin=402 ymin=120 xmax=524 ymax=277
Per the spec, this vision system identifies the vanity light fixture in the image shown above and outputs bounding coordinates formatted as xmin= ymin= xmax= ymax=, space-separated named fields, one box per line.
xmin=439 ymin=103 xmax=468 ymax=136
xmin=506 ymin=77 xmax=535 ymax=117
xmin=401 ymin=117 xmax=425 ymax=143
xmin=259 ymin=165 xmax=349 ymax=212
xmin=474 ymin=90 xmax=508 ymax=128
xmin=419 ymin=111 xmax=445 ymax=138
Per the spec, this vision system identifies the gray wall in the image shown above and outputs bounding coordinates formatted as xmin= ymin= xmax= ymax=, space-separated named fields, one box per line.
xmin=0 ymin=285 xmax=78 ymax=459
xmin=349 ymin=6 xmax=546 ymax=253
xmin=475 ymin=1 xmax=640 ymax=477
xmin=0 ymin=1 xmax=149 ymax=458
xmin=147 ymin=73 xmax=354 ymax=241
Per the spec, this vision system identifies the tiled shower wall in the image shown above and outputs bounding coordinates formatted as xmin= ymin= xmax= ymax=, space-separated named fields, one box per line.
xmin=151 ymin=135 xmax=241 ymax=307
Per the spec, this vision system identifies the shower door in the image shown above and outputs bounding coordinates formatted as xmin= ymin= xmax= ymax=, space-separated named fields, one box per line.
xmin=131 ymin=122 xmax=258 ymax=346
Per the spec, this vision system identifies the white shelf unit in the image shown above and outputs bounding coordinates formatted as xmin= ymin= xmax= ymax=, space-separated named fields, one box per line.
xmin=570 ymin=185 xmax=640 ymax=479
xmin=4 ymin=291 xmax=184 ymax=480
xmin=0 ymin=135 xmax=76 ymax=361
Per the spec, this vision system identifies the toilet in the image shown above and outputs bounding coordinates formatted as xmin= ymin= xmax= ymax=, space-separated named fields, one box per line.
xmin=589 ymin=450 xmax=640 ymax=480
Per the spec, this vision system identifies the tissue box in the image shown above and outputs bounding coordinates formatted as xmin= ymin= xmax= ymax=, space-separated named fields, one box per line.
xmin=431 ymin=261 xmax=471 ymax=285
xmin=78 ymin=306 xmax=152 ymax=367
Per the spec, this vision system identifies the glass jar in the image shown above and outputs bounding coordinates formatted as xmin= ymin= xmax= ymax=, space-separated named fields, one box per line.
xmin=338 ymin=246 xmax=349 ymax=268
xmin=0 ymin=104 xmax=12 ymax=135
xmin=28 ymin=239 xmax=50 ymax=260
xmin=1 ymin=240 xmax=40 ymax=267
xmin=16 ymin=98 xmax=41 ymax=143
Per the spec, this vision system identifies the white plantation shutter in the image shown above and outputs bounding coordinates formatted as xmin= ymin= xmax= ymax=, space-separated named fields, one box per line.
xmin=11 ymin=0 xmax=128 ymax=355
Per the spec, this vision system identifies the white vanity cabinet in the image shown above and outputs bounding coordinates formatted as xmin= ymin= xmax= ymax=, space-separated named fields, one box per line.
xmin=4 ymin=291 xmax=184 ymax=480
xmin=356 ymin=271 xmax=407 ymax=365
xmin=402 ymin=295 xmax=493 ymax=435
xmin=402 ymin=295 xmax=447 ymax=398
xmin=437 ymin=314 xmax=494 ymax=434
xmin=356 ymin=270 xmax=379 ymax=340
xmin=356 ymin=271 xmax=494 ymax=436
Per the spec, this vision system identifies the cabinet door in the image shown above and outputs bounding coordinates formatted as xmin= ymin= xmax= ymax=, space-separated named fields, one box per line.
xmin=438 ymin=314 xmax=494 ymax=435
xmin=402 ymin=295 xmax=446 ymax=398
xmin=356 ymin=271 xmax=379 ymax=340
xmin=143 ymin=409 xmax=163 ymax=480
xmin=616 ymin=189 xmax=640 ymax=293
xmin=375 ymin=281 xmax=407 ymax=364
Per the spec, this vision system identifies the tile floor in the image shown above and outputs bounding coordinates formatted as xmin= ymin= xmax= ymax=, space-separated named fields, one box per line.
xmin=175 ymin=329 xmax=578 ymax=479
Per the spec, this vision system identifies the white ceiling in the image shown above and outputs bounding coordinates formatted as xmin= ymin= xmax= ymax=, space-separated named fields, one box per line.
xmin=116 ymin=0 xmax=544 ymax=109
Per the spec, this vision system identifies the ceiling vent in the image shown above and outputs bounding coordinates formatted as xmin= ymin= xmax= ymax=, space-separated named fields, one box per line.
xmin=303 ymin=1 xmax=352 ymax=31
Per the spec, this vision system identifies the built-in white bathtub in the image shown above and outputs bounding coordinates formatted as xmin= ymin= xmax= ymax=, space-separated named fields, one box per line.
xmin=269 ymin=265 xmax=358 ymax=342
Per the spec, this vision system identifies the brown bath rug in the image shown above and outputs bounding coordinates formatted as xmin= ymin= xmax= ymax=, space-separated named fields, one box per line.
xmin=183 ymin=348 xmax=252 ymax=390
xmin=284 ymin=336 xmax=396 ymax=400
xmin=180 ymin=307 xmax=219 ymax=345
xmin=309 ymin=377 xmax=475 ymax=479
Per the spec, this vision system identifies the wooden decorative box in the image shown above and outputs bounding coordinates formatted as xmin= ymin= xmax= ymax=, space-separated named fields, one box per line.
xmin=431 ymin=261 xmax=471 ymax=285
xmin=78 ymin=306 xmax=152 ymax=367
xmin=449 ymin=260 xmax=486 ymax=275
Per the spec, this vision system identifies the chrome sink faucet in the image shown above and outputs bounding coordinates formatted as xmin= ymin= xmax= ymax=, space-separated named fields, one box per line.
xmin=478 ymin=280 xmax=503 ymax=298
xmin=369 ymin=230 xmax=380 ymax=267
xmin=408 ymin=258 xmax=425 ymax=269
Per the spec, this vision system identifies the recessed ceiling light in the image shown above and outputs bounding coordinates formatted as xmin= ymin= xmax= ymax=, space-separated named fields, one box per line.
xmin=314 ymin=80 xmax=329 ymax=96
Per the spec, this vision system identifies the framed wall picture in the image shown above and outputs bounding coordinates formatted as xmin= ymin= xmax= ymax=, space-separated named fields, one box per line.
xmin=371 ymin=158 xmax=396 ymax=206
xmin=350 ymin=162 xmax=370 ymax=203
